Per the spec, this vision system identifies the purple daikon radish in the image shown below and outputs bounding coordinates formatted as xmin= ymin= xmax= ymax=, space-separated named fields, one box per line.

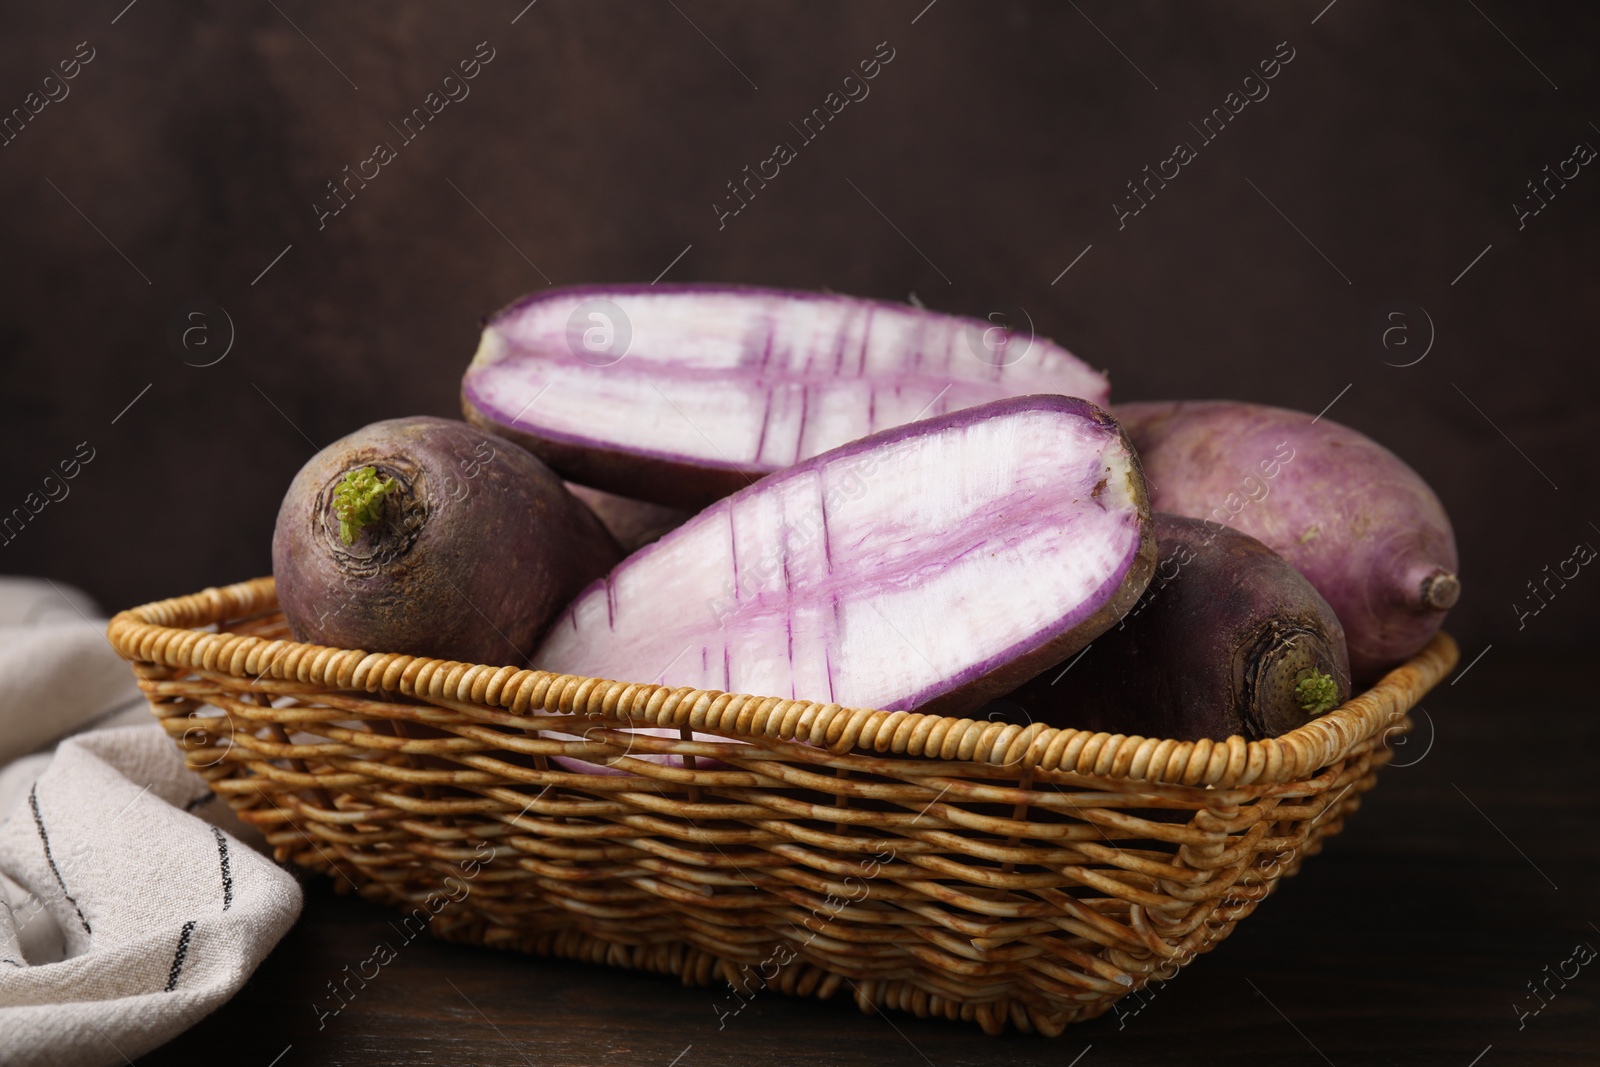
xmin=535 ymin=396 xmax=1155 ymax=740
xmin=1116 ymin=400 xmax=1459 ymax=681
xmin=461 ymin=285 xmax=1110 ymax=509
xmin=272 ymin=417 xmax=620 ymax=667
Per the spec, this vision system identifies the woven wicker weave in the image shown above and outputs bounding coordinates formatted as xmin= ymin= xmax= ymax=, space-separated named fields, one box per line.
xmin=107 ymin=577 xmax=1456 ymax=1035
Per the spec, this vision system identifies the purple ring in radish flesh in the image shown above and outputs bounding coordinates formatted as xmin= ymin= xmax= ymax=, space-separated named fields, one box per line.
xmin=461 ymin=284 xmax=1111 ymax=510
xmin=534 ymin=394 xmax=1155 ymax=729
xmin=272 ymin=416 xmax=621 ymax=666
xmin=1115 ymin=400 xmax=1459 ymax=682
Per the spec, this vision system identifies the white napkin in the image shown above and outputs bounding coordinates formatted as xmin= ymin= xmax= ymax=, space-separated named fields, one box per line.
xmin=0 ymin=577 xmax=303 ymax=1066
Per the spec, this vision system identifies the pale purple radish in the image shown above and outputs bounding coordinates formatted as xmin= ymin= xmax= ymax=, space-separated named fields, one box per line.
xmin=461 ymin=285 xmax=1110 ymax=509
xmin=1116 ymin=400 xmax=1459 ymax=680
xmin=535 ymin=396 xmax=1155 ymax=745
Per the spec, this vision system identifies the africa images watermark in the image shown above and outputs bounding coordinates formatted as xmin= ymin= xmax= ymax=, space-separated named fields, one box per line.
xmin=314 ymin=41 xmax=497 ymax=230
xmin=0 ymin=40 xmax=95 ymax=149
xmin=713 ymin=843 xmax=897 ymax=1028
xmin=1513 ymin=939 xmax=1594 ymax=1030
xmin=1113 ymin=40 xmax=1297 ymax=230
xmin=1112 ymin=440 xmax=1296 ymax=633
xmin=1512 ymin=529 xmax=1595 ymax=631
xmin=1513 ymin=133 xmax=1594 ymax=231
xmin=713 ymin=40 xmax=897 ymax=230
xmin=0 ymin=442 xmax=97 ymax=549
xmin=703 ymin=440 xmax=897 ymax=627
xmin=312 ymin=838 xmax=495 ymax=1029
xmin=311 ymin=435 xmax=501 ymax=635
xmin=4 ymin=839 xmax=95 ymax=940
xmin=1110 ymin=793 xmax=1342 ymax=1031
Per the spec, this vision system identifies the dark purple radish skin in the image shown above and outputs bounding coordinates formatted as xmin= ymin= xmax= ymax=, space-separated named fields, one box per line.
xmin=1009 ymin=514 xmax=1351 ymax=742
xmin=461 ymin=284 xmax=1111 ymax=510
xmin=564 ymin=482 xmax=690 ymax=553
xmin=535 ymin=395 xmax=1155 ymax=727
xmin=1116 ymin=400 xmax=1459 ymax=682
xmin=272 ymin=417 xmax=621 ymax=667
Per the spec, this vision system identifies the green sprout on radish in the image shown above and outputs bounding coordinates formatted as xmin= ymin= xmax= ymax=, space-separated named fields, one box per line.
xmin=1295 ymin=670 xmax=1340 ymax=714
xmin=333 ymin=466 xmax=396 ymax=545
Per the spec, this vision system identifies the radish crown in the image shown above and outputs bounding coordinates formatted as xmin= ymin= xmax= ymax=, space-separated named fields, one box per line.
xmin=1295 ymin=670 xmax=1340 ymax=714
xmin=333 ymin=466 xmax=396 ymax=545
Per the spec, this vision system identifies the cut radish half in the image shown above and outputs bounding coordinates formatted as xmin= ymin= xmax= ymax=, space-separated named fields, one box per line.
xmin=535 ymin=394 xmax=1153 ymax=727
xmin=462 ymin=285 xmax=1110 ymax=508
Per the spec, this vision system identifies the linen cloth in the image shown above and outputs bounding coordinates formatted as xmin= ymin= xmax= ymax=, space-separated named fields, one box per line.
xmin=0 ymin=577 xmax=302 ymax=1066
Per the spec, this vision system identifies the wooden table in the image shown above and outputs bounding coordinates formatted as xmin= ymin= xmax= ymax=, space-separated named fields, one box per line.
xmin=138 ymin=649 xmax=1598 ymax=1065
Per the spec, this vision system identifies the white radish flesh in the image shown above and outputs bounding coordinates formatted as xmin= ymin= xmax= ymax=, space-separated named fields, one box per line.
xmin=463 ymin=285 xmax=1110 ymax=508
xmin=535 ymin=394 xmax=1154 ymax=723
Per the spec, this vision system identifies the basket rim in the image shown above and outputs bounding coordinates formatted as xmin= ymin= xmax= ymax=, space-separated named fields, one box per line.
xmin=106 ymin=576 xmax=1457 ymax=790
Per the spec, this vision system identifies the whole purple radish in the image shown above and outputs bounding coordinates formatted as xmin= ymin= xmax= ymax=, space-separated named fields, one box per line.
xmin=1010 ymin=514 xmax=1350 ymax=741
xmin=564 ymin=482 xmax=689 ymax=553
xmin=272 ymin=416 xmax=621 ymax=666
xmin=535 ymin=394 xmax=1155 ymax=719
xmin=462 ymin=284 xmax=1110 ymax=509
xmin=1116 ymin=400 xmax=1458 ymax=681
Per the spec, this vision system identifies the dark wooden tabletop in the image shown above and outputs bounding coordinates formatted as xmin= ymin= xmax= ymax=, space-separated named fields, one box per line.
xmin=137 ymin=648 xmax=1598 ymax=1066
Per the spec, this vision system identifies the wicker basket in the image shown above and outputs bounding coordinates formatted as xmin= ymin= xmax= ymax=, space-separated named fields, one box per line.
xmin=107 ymin=577 xmax=1456 ymax=1035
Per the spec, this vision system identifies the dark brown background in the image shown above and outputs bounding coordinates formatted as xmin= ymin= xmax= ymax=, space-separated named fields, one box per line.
xmin=1 ymin=0 xmax=1596 ymax=656
xmin=2 ymin=6 xmax=1597 ymax=1064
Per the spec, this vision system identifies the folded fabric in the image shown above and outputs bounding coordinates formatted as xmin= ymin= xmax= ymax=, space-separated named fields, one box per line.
xmin=0 ymin=577 xmax=150 ymax=768
xmin=0 ymin=578 xmax=304 ymax=1066
xmin=0 ymin=578 xmax=101 ymax=630
xmin=0 ymin=728 xmax=303 ymax=1065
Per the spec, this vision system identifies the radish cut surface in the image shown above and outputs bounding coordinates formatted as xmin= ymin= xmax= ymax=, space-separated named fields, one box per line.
xmin=534 ymin=395 xmax=1154 ymax=718
xmin=462 ymin=285 xmax=1110 ymax=508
